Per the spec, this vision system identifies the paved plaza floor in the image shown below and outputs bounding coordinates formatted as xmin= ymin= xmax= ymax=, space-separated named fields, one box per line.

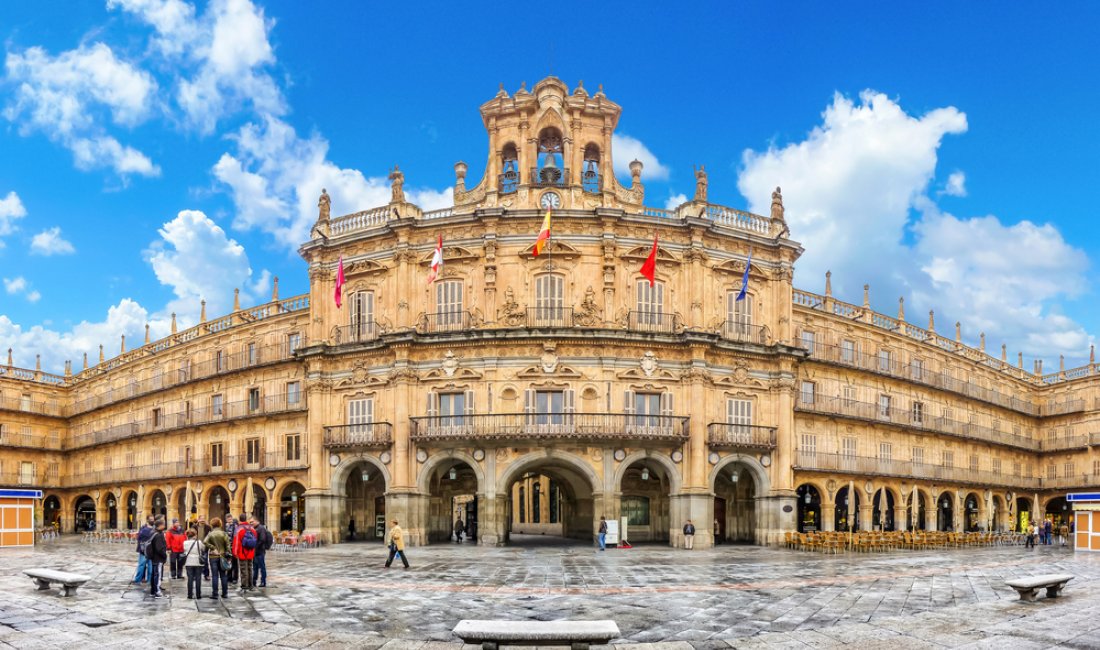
xmin=0 ymin=536 xmax=1098 ymax=649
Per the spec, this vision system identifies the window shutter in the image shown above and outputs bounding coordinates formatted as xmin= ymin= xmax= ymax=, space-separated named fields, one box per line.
xmin=726 ymin=398 xmax=735 ymax=424
xmin=624 ymin=390 xmax=635 ymax=415
xmin=350 ymin=292 xmax=360 ymax=326
xmin=365 ymin=398 xmax=374 ymax=423
xmin=524 ymin=390 xmax=535 ymax=415
xmin=563 ymin=389 xmax=575 ymax=414
xmin=660 ymin=392 xmax=674 ymax=417
xmin=464 ymin=390 xmax=475 ymax=416
xmin=427 ymin=392 xmax=438 ymax=417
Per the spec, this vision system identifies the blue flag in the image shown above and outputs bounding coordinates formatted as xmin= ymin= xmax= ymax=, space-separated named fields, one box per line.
xmin=735 ymin=250 xmax=752 ymax=302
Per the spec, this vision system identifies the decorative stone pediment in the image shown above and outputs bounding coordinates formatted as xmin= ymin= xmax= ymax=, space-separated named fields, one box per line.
xmin=519 ymin=240 xmax=582 ymax=260
xmin=620 ymin=245 xmax=679 ymax=265
xmin=713 ymin=258 xmax=770 ymax=279
xmin=423 ymin=352 xmax=484 ymax=381
xmin=712 ymin=361 xmax=766 ymax=388
xmin=335 ymin=359 xmax=389 ymax=388
xmin=344 ymin=259 xmax=388 ymax=276
xmin=515 ymin=364 xmax=583 ymax=379
xmin=419 ymin=246 xmax=480 ymax=265
xmin=616 ymin=352 xmax=677 ymax=380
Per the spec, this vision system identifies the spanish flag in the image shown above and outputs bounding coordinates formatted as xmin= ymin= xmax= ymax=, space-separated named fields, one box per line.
xmin=533 ymin=208 xmax=552 ymax=256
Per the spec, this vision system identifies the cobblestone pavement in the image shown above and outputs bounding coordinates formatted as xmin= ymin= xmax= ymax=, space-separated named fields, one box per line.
xmin=1 ymin=536 xmax=1098 ymax=648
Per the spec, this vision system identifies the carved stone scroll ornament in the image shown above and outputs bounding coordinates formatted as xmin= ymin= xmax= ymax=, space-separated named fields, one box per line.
xmin=498 ymin=286 xmax=526 ymax=326
xmin=574 ymin=286 xmax=602 ymax=326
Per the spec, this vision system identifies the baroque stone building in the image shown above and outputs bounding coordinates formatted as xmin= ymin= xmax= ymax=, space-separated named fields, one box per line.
xmin=2 ymin=77 xmax=1098 ymax=547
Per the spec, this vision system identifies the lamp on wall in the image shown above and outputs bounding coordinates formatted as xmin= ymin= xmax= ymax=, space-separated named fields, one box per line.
xmin=730 ymin=470 xmax=740 ymax=483
xmin=641 ymin=466 xmax=650 ymax=481
xmin=803 ymin=492 xmax=811 ymax=505
xmin=941 ymin=498 xmax=949 ymax=509
xmin=361 ymin=469 xmax=370 ymax=482
xmin=215 ymin=494 xmax=222 ymax=504
xmin=449 ymin=467 xmax=457 ymax=480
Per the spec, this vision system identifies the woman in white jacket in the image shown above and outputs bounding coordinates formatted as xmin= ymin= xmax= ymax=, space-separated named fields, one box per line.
xmin=182 ymin=529 xmax=205 ymax=599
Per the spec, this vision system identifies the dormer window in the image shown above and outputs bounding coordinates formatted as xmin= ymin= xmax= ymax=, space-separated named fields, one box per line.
xmin=582 ymin=144 xmax=601 ymax=193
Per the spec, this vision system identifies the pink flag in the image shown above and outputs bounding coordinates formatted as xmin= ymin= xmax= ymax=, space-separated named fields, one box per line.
xmin=334 ymin=255 xmax=346 ymax=308
xmin=427 ymin=234 xmax=443 ymax=284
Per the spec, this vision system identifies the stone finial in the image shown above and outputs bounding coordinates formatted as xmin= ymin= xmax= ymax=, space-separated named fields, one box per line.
xmin=825 ymin=271 xmax=832 ymax=298
xmin=144 ymin=324 xmax=150 ymax=345
xmin=35 ymin=354 xmax=40 ymax=371
xmin=5 ymin=348 xmax=11 ymax=367
xmin=979 ymin=332 xmax=985 ymax=352
xmin=897 ymin=297 xmax=905 ymax=322
xmin=496 ymin=82 xmax=508 ymax=98
xmin=171 ymin=313 xmax=177 ymax=335
xmin=233 ymin=288 xmax=240 ymax=312
xmin=771 ymin=187 xmax=785 ymax=222
xmin=1060 ymin=355 xmax=1065 ymax=372
xmin=1018 ymin=352 xmax=1023 ymax=368
xmin=317 ymin=188 xmax=330 ymax=222
xmin=99 ymin=345 xmax=104 ymax=364
xmin=454 ymin=161 xmax=468 ymax=190
xmin=1035 ymin=359 xmax=1043 ymax=375
xmin=388 ymin=166 xmax=405 ymax=203
xmin=928 ymin=310 xmax=935 ymax=333
xmin=595 ymin=83 xmax=605 ymax=97
xmin=121 ymin=335 xmax=126 ymax=354
xmin=629 ymin=159 xmax=643 ymax=187
xmin=200 ymin=300 xmax=207 ymax=323
xmin=955 ymin=322 xmax=961 ymax=343
xmin=1091 ymin=344 xmax=1096 ymax=365
xmin=64 ymin=360 xmax=72 ymax=378
xmin=272 ymin=276 xmax=280 ymax=302
xmin=863 ymin=284 xmax=870 ymax=309
xmin=1001 ymin=344 xmax=1007 ymax=362
xmin=82 ymin=352 xmax=88 ymax=370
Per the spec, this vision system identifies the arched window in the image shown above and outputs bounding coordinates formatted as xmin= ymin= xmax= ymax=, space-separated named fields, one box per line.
xmin=533 ymin=274 xmax=565 ymax=326
xmin=725 ymin=290 xmax=753 ymax=340
xmin=535 ymin=127 xmax=565 ymax=186
xmin=582 ymin=144 xmax=601 ymax=193
xmin=500 ymin=143 xmax=519 ymax=194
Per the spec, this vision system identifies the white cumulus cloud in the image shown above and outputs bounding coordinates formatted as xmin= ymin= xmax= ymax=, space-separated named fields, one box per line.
xmin=4 ymin=276 xmax=40 ymax=303
xmin=738 ymin=90 xmax=1091 ymax=363
xmin=611 ymin=133 xmax=670 ymax=181
xmin=0 ymin=191 xmax=28 ymax=245
xmin=664 ymin=193 xmax=688 ymax=210
xmin=943 ymin=170 xmax=967 ymax=197
xmin=30 ymin=227 xmax=76 ymax=255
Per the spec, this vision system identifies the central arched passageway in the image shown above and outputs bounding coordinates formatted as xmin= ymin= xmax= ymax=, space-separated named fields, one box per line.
xmin=497 ymin=452 xmax=601 ymax=547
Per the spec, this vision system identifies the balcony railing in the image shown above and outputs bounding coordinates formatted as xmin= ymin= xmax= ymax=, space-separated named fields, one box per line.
xmin=0 ymin=430 xmax=64 ymax=450
xmin=416 ymin=311 xmax=471 ymax=334
xmin=526 ymin=307 xmax=574 ymax=329
xmin=0 ymin=394 xmax=66 ymax=418
xmin=331 ymin=322 xmax=381 ymax=344
xmin=0 ymin=470 xmax=43 ymax=487
xmin=793 ymin=450 xmax=1036 ymax=489
xmin=1039 ymin=434 xmax=1091 ymax=452
xmin=529 ymin=167 xmax=571 ymax=188
xmin=1038 ymin=474 xmax=1100 ymax=490
xmin=68 ymin=394 xmax=307 ymax=450
xmin=707 ymin=423 xmax=777 ymax=449
xmin=1043 ymin=399 xmax=1086 ymax=416
xmin=323 ymin=423 xmax=393 ymax=448
xmin=410 ymin=413 xmax=689 ymax=442
xmin=627 ymin=311 xmax=682 ymax=335
xmin=796 ymin=394 xmax=1035 ymax=450
xmin=717 ymin=321 xmax=768 ymax=344
xmin=801 ymin=341 xmax=1039 ymax=416
xmin=65 ymin=452 xmax=308 ymax=489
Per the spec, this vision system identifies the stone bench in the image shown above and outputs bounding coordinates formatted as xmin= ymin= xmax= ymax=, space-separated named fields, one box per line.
xmin=24 ymin=568 xmax=92 ymax=597
xmin=453 ymin=620 xmax=620 ymax=650
xmin=1004 ymin=574 xmax=1074 ymax=602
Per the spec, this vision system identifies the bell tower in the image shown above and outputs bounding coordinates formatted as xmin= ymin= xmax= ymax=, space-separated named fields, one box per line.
xmin=453 ymin=77 xmax=646 ymax=213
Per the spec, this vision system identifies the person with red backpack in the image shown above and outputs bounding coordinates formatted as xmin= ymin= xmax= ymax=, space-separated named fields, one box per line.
xmin=231 ymin=512 xmax=258 ymax=592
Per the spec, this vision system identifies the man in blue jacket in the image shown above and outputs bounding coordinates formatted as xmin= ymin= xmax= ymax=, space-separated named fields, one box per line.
xmin=133 ymin=516 xmax=155 ymax=583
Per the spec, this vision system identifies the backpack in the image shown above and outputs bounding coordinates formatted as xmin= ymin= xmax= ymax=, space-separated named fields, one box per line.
xmin=242 ymin=526 xmax=257 ymax=550
xmin=262 ymin=528 xmax=274 ymax=551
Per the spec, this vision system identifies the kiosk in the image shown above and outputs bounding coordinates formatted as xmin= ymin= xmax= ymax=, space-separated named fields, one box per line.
xmin=0 ymin=488 xmax=42 ymax=547
xmin=1069 ymin=492 xmax=1100 ymax=552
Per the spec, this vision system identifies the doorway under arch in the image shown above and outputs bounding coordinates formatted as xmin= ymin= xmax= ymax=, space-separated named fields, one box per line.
xmin=124 ymin=490 xmax=139 ymax=529
xmin=834 ymin=486 xmax=861 ymax=532
xmin=937 ymin=492 xmax=955 ymax=531
xmin=279 ymin=482 xmax=306 ymax=532
xmin=1046 ymin=497 xmax=1070 ymax=527
xmin=714 ymin=462 xmax=758 ymax=543
xmin=74 ymin=495 xmax=96 ymax=532
xmin=872 ymin=488 xmax=895 ymax=531
xmin=964 ymin=493 xmax=981 ymax=531
xmin=344 ymin=462 xmax=387 ymax=542
xmin=906 ymin=491 xmax=927 ymax=531
xmin=105 ymin=493 xmax=118 ymax=529
xmin=499 ymin=454 xmax=598 ymax=546
xmin=43 ymin=495 xmax=61 ymax=529
xmin=150 ymin=489 xmax=168 ymax=519
xmin=618 ymin=459 xmax=672 ymax=543
xmin=208 ymin=486 xmax=230 ymax=524
xmin=796 ymin=484 xmax=822 ymax=533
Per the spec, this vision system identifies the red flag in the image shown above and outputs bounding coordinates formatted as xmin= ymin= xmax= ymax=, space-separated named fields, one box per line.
xmin=533 ymin=208 xmax=552 ymax=256
xmin=427 ymin=234 xmax=443 ymax=284
xmin=334 ymin=255 xmax=346 ymax=308
xmin=639 ymin=232 xmax=658 ymax=286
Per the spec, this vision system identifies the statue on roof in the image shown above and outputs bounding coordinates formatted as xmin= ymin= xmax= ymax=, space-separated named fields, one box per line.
xmin=389 ymin=166 xmax=405 ymax=203
xmin=694 ymin=165 xmax=708 ymax=202
xmin=317 ymin=188 xmax=330 ymax=221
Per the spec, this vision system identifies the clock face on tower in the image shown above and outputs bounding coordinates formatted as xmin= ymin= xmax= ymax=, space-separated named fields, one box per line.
xmin=540 ymin=191 xmax=561 ymax=209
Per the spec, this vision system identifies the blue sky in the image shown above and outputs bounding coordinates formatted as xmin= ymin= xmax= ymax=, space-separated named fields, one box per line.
xmin=2 ymin=1 xmax=1098 ymax=373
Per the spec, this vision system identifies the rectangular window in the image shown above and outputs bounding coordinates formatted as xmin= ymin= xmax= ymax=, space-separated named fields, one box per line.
xmin=533 ymin=275 xmax=566 ymax=326
xmin=634 ymin=280 xmax=666 ymax=329
xmin=179 ymin=359 xmax=191 ymax=382
xmin=248 ymin=342 xmax=257 ymax=366
xmin=182 ymin=446 xmax=193 ymax=469
xmin=801 ymin=433 xmax=817 ymax=456
xmin=152 ymin=408 xmax=162 ymax=429
xmin=212 ymin=394 xmax=224 ymax=416
xmin=840 ymin=339 xmax=855 ymax=364
xmin=537 ymin=390 xmax=565 ymax=425
xmin=878 ymin=394 xmax=891 ymax=419
xmin=287 ymin=332 xmax=301 ymax=354
xmin=800 ymin=330 xmax=816 ymax=354
xmin=246 ymin=438 xmax=261 ymax=465
xmin=1047 ymin=464 xmax=1057 ymax=479
xmin=350 ymin=291 xmax=376 ymax=340
xmin=992 ymin=458 xmax=1001 ymax=475
xmin=285 ymin=434 xmax=301 ymax=462
xmin=216 ymin=350 xmax=225 ymax=372
xmin=1014 ymin=461 xmax=1021 ymax=477
xmin=184 ymin=400 xmax=192 ymax=423
xmin=20 ymin=393 xmax=31 ymax=411
xmin=911 ymin=401 xmax=923 ymax=424
xmin=878 ymin=349 xmax=892 ymax=372
xmin=248 ymin=388 xmax=261 ymax=412
xmin=435 ymin=281 xmax=464 ymax=328
xmin=348 ymin=398 xmax=375 ymax=436
xmin=151 ymin=448 xmax=161 ymax=465
xmin=842 ymin=385 xmax=856 ymax=406
xmin=942 ymin=407 xmax=953 ymax=422
xmin=879 ymin=442 xmax=893 ymax=461
xmin=842 ymin=437 xmax=857 ymax=457
xmin=726 ymin=398 xmax=753 ymax=434
xmin=439 ymin=392 xmax=467 ymax=427
xmin=912 ymin=446 xmax=924 ymax=466
xmin=800 ymin=381 xmax=815 ymax=406
xmin=910 ymin=358 xmax=924 ymax=381
xmin=1064 ymin=461 xmax=1075 ymax=478
xmin=726 ymin=290 xmax=754 ymax=338
xmin=210 ymin=443 xmax=224 ymax=468
xmin=970 ymin=455 xmax=979 ymax=472
xmin=1094 ymin=459 xmax=1100 ymax=476
xmin=942 ymin=450 xmax=954 ymax=467
xmin=287 ymin=381 xmax=301 ymax=405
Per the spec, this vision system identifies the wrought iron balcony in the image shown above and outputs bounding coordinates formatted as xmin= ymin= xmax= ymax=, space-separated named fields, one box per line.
xmin=793 ymin=450 xmax=1036 ymax=489
xmin=707 ymin=423 xmax=777 ymax=449
xmin=65 ymin=452 xmax=308 ymax=488
xmin=410 ymin=413 xmax=689 ymax=442
xmin=627 ymin=310 xmax=682 ymax=334
xmin=323 ymin=423 xmax=393 ymax=449
xmin=416 ymin=311 xmax=471 ymax=334
xmin=529 ymin=167 xmax=571 ymax=188
xmin=331 ymin=322 xmax=381 ymax=344
xmin=717 ymin=320 xmax=769 ymax=344
xmin=526 ymin=307 xmax=574 ymax=328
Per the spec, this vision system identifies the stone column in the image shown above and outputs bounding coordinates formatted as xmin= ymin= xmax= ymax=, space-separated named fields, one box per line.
xmin=894 ymin=507 xmax=908 ymax=531
xmin=820 ymin=500 xmax=835 ymax=532
xmin=304 ymin=492 xmax=342 ymax=543
xmin=478 ymin=494 xmax=509 ymax=547
xmin=859 ymin=504 xmax=873 ymax=531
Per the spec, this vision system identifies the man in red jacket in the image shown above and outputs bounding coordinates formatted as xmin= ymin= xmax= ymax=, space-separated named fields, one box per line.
xmin=166 ymin=519 xmax=187 ymax=579
xmin=231 ymin=513 xmax=257 ymax=592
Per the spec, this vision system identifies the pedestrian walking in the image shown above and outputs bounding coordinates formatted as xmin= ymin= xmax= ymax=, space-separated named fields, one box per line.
xmin=232 ymin=513 xmax=257 ymax=592
xmin=454 ymin=517 xmax=465 ymax=543
xmin=1044 ymin=519 xmax=1053 ymax=545
xmin=203 ymin=517 xmax=231 ymax=600
xmin=348 ymin=518 xmax=356 ymax=541
xmin=1059 ymin=522 xmax=1069 ymax=546
xmin=133 ymin=516 xmax=155 ymax=584
xmin=182 ymin=529 xmax=204 ymax=599
xmin=1025 ymin=522 xmax=1036 ymax=548
xmin=166 ymin=519 xmax=186 ymax=579
xmin=251 ymin=518 xmax=272 ymax=588
xmin=191 ymin=516 xmax=212 ymax=580
xmin=147 ymin=517 xmax=168 ymax=598
xmin=597 ymin=516 xmax=608 ymax=551
xmin=384 ymin=519 xmax=410 ymax=569
xmin=683 ymin=520 xmax=696 ymax=550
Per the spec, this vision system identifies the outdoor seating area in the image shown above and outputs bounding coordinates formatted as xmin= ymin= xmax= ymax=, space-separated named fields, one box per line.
xmin=785 ymin=531 xmax=1027 ymax=553
xmin=272 ymin=531 xmax=322 ymax=552
xmin=81 ymin=529 xmax=138 ymax=544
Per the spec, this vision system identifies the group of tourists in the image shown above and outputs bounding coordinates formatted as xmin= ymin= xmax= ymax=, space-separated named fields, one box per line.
xmin=1024 ymin=518 xmax=1073 ymax=548
xmin=132 ymin=512 xmax=274 ymax=599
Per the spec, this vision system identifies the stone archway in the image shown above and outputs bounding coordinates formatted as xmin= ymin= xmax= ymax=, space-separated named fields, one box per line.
xmin=906 ymin=488 xmax=930 ymax=531
xmin=208 ymin=485 xmax=230 ymax=524
xmin=936 ymin=491 xmax=956 ymax=531
xmin=279 ymin=482 xmax=307 ymax=533
xmin=871 ymin=486 xmax=897 ymax=531
xmin=616 ymin=457 xmax=675 ymax=544
xmin=795 ymin=483 xmax=823 ymax=533
xmin=43 ymin=495 xmax=62 ymax=529
xmin=73 ymin=495 xmax=96 ymax=532
xmin=709 ymin=455 xmax=772 ymax=545
xmin=495 ymin=451 xmax=602 ymax=546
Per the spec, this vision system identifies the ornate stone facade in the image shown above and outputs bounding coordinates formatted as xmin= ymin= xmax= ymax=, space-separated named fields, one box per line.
xmin=1 ymin=78 xmax=1097 ymax=548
